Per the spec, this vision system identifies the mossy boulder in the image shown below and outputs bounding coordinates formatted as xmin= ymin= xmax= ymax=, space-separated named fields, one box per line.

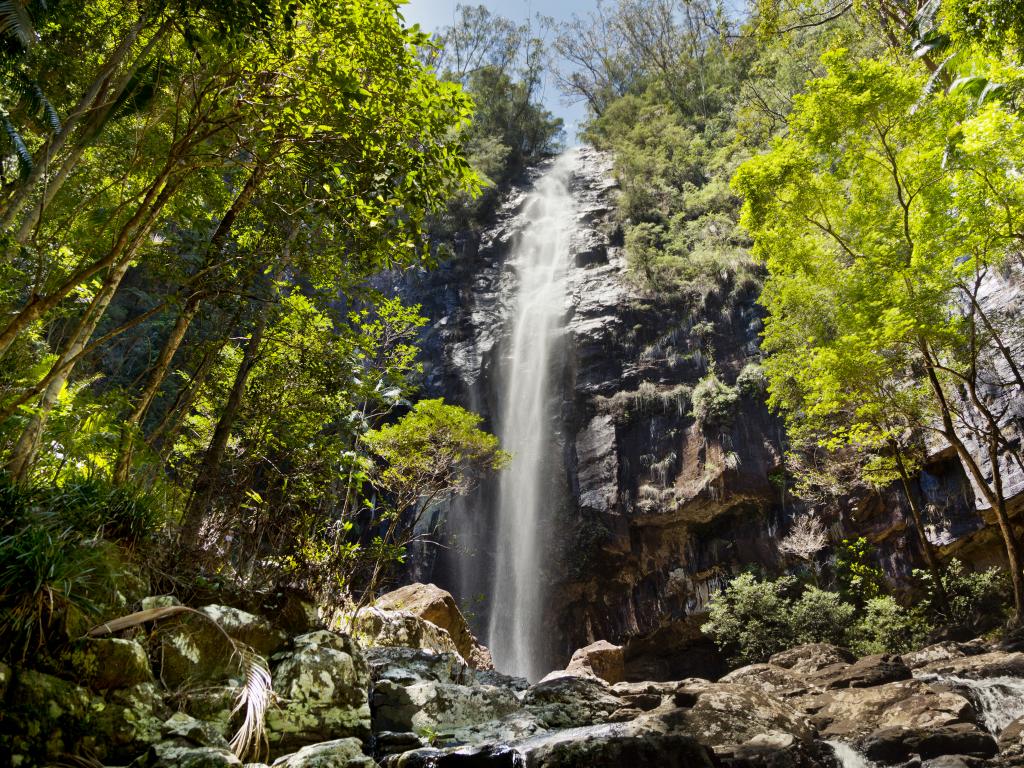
xmin=266 ymin=630 xmax=371 ymax=756
xmin=62 ymin=637 xmax=153 ymax=689
xmin=156 ymin=604 xmax=286 ymax=688
xmin=270 ymin=738 xmax=374 ymax=767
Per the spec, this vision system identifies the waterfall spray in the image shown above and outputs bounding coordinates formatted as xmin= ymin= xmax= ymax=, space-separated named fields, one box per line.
xmin=487 ymin=150 xmax=578 ymax=680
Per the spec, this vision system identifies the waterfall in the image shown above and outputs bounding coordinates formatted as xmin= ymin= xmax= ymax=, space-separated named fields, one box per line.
xmin=487 ymin=150 xmax=578 ymax=680
xmin=916 ymin=673 xmax=1024 ymax=735
xmin=825 ymin=740 xmax=876 ymax=768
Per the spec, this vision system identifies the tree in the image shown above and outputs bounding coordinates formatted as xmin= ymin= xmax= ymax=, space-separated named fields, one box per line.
xmin=359 ymin=398 xmax=509 ymax=599
xmin=732 ymin=49 xmax=1024 ymax=622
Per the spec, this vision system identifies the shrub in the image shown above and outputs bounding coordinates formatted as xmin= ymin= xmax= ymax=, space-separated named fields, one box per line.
xmin=702 ymin=572 xmax=797 ymax=665
xmin=791 ymin=586 xmax=856 ymax=646
xmin=917 ymin=558 xmax=1010 ymax=628
xmin=736 ymin=363 xmax=768 ymax=397
xmin=834 ymin=537 xmax=886 ymax=605
xmin=850 ymin=595 xmax=931 ymax=655
xmin=691 ymin=373 xmax=739 ymax=428
xmin=49 ymin=478 xmax=168 ymax=549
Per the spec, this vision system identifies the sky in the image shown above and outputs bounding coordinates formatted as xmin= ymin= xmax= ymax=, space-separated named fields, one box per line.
xmin=402 ymin=0 xmax=595 ymax=139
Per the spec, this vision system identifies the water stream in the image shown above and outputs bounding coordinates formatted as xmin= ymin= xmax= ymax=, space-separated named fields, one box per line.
xmin=916 ymin=672 xmax=1024 ymax=735
xmin=486 ymin=150 xmax=577 ymax=680
xmin=825 ymin=740 xmax=876 ymax=768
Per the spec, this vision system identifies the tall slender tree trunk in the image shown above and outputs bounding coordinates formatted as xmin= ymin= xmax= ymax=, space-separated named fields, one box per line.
xmin=0 ymin=17 xmax=150 ymax=232
xmin=113 ymin=294 xmax=202 ymax=483
xmin=179 ymin=305 xmax=269 ymax=544
xmin=919 ymin=342 xmax=1024 ymax=625
xmin=145 ymin=341 xmax=223 ymax=452
xmin=14 ymin=18 xmax=175 ymax=244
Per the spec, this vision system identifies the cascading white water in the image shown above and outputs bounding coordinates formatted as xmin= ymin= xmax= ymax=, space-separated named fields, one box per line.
xmin=916 ymin=673 xmax=1024 ymax=734
xmin=825 ymin=740 xmax=877 ymax=768
xmin=487 ymin=150 xmax=578 ymax=680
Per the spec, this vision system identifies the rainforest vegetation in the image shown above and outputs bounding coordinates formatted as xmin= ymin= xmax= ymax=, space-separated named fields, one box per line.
xmin=1 ymin=0 xmax=1023 ymax=672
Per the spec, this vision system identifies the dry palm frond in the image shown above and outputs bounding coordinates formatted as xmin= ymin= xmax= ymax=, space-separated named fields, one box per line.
xmin=228 ymin=645 xmax=274 ymax=761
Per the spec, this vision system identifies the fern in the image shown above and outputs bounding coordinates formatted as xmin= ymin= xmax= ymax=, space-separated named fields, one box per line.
xmin=0 ymin=0 xmax=36 ymax=47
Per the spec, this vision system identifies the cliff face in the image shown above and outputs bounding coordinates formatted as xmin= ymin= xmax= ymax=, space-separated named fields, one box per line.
xmin=389 ymin=147 xmax=1022 ymax=678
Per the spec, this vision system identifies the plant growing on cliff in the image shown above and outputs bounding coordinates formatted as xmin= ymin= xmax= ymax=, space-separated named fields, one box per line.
xmin=691 ymin=371 xmax=739 ymax=429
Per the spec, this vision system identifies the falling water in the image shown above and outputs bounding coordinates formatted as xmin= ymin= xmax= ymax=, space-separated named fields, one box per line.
xmin=487 ymin=150 xmax=578 ymax=680
xmin=916 ymin=673 xmax=1024 ymax=734
xmin=825 ymin=740 xmax=877 ymax=768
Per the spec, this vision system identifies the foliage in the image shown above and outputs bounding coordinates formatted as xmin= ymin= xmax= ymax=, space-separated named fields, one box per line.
xmin=691 ymin=371 xmax=739 ymax=428
xmin=736 ymin=362 xmax=768 ymax=397
xmin=777 ymin=512 xmax=828 ymax=563
xmin=703 ymin=570 xmax=932 ymax=666
xmin=850 ymin=595 xmax=931 ymax=655
xmin=917 ymin=558 xmax=1011 ymax=627
xmin=834 ymin=538 xmax=887 ymax=605
xmin=701 ymin=572 xmax=798 ymax=665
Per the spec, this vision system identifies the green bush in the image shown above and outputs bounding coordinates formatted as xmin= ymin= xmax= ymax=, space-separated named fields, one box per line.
xmin=834 ymin=537 xmax=886 ymax=605
xmin=917 ymin=558 xmax=1010 ymax=628
xmin=850 ymin=595 xmax=932 ymax=655
xmin=701 ymin=572 xmax=797 ymax=665
xmin=49 ymin=478 xmax=167 ymax=549
xmin=736 ymin=363 xmax=769 ymax=397
xmin=691 ymin=372 xmax=740 ymax=428
xmin=791 ymin=586 xmax=856 ymax=646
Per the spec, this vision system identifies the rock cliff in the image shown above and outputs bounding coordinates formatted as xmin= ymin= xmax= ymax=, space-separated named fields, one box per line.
xmin=386 ymin=146 xmax=1024 ymax=678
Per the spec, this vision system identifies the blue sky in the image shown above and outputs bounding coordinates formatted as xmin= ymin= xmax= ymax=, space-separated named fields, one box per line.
xmin=402 ymin=0 xmax=595 ymax=139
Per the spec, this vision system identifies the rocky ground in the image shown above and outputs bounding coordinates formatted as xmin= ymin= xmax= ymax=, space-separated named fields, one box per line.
xmin=5 ymin=582 xmax=1024 ymax=768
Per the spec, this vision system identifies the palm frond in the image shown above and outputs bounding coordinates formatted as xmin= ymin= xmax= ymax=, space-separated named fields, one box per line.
xmin=0 ymin=0 xmax=36 ymax=47
xmin=1 ymin=111 xmax=32 ymax=178
xmin=228 ymin=646 xmax=274 ymax=761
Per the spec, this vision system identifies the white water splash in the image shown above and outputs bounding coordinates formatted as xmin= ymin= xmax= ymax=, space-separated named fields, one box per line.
xmin=825 ymin=740 xmax=877 ymax=768
xmin=917 ymin=673 xmax=1024 ymax=735
xmin=487 ymin=151 xmax=577 ymax=681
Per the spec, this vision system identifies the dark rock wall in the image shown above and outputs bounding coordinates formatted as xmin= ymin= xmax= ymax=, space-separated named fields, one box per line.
xmin=385 ymin=148 xmax=1022 ymax=677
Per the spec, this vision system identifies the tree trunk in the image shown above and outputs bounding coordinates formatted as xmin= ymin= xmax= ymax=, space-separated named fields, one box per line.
xmin=179 ymin=305 xmax=269 ymax=544
xmin=892 ymin=445 xmax=949 ymax=611
xmin=113 ymin=294 xmax=202 ymax=483
xmin=0 ymin=16 xmax=149 ymax=232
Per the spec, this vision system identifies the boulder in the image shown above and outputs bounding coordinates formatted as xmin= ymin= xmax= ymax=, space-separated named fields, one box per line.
xmin=808 ymin=653 xmax=911 ymax=689
xmin=860 ymin=723 xmax=997 ymax=763
xmin=811 ymin=679 xmax=980 ymax=748
xmin=517 ymin=721 xmax=717 ymax=768
xmin=721 ymin=663 xmax=820 ymax=698
xmin=373 ymin=583 xmax=493 ymax=669
xmin=352 ymin=607 xmax=463 ymax=659
xmin=63 ymin=637 xmax=153 ymax=689
xmin=915 ymin=650 xmax=1024 ymax=679
xmin=372 ymin=679 xmax=520 ymax=734
xmin=161 ymin=712 xmax=231 ymax=750
xmin=134 ymin=740 xmax=244 ymax=767
xmin=769 ymin=644 xmax=857 ymax=675
xmin=156 ymin=604 xmax=286 ymax=688
xmin=266 ymin=630 xmax=371 ymax=755
xmin=271 ymin=738 xmax=375 ymax=767
xmin=681 ymin=681 xmax=817 ymax=752
xmin=563 ymin=640 xmax=625 ymax=684
xmin=902 ymin=642 xmax=975 ymax=670
xmin=522 ymin=675 xmax=624 ymax=728
xmin=366 ymin=647 xmax=475 ymax=686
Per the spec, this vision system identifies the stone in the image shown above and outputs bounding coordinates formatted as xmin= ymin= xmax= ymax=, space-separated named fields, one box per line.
xmin=681 ymin=681 xmax=817 ymax=751
xmin=266 ymin=630 xmax=371 ymax=754
xmin=522 ymin=674 xmax=624 ymax=728
xmin=142 ymin=595 xmax=182 ymax=610
xmin=135 ymin=740 xmax=244 ymax=767
xmin=162 ymin=712 xmax=231 ymax=749
xmin=809 ymin=653 xmax=911 ymax=689
xmin=372 ymin=679 xmax=520 ymax=734
xmin=375 ymin=730 xmax=425 ymax=757
xmin=769 ymin=644 xmax=857 ymax=675
xmin=860 ymin=723 xmax=997 ymax=763
xmin=352 ymin=607 xmax=463 ymax=660
xmin=366 ymin=647 xmax=475 ymax=686
xmin=373 ymin=583 xmax=493 ymax=669
xmin=721 ymin=663 xmax=820 ymax=698
xmin=63 ymin=637 xmax=153 ymax=689
xmin=915 ymin=650 xmax=1024 ymax=679
xmin=563 ymin=640 xmax=625 ymax=684
xmin=156 ymin=604 xmax=286 ymax=688
xmin=902 ymin=642 xmax=975 ymax=670
xmin=271 ymin=738 xmax=374 ymax=767
xmin=812 ymin=679 xmax=978 ymax=747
